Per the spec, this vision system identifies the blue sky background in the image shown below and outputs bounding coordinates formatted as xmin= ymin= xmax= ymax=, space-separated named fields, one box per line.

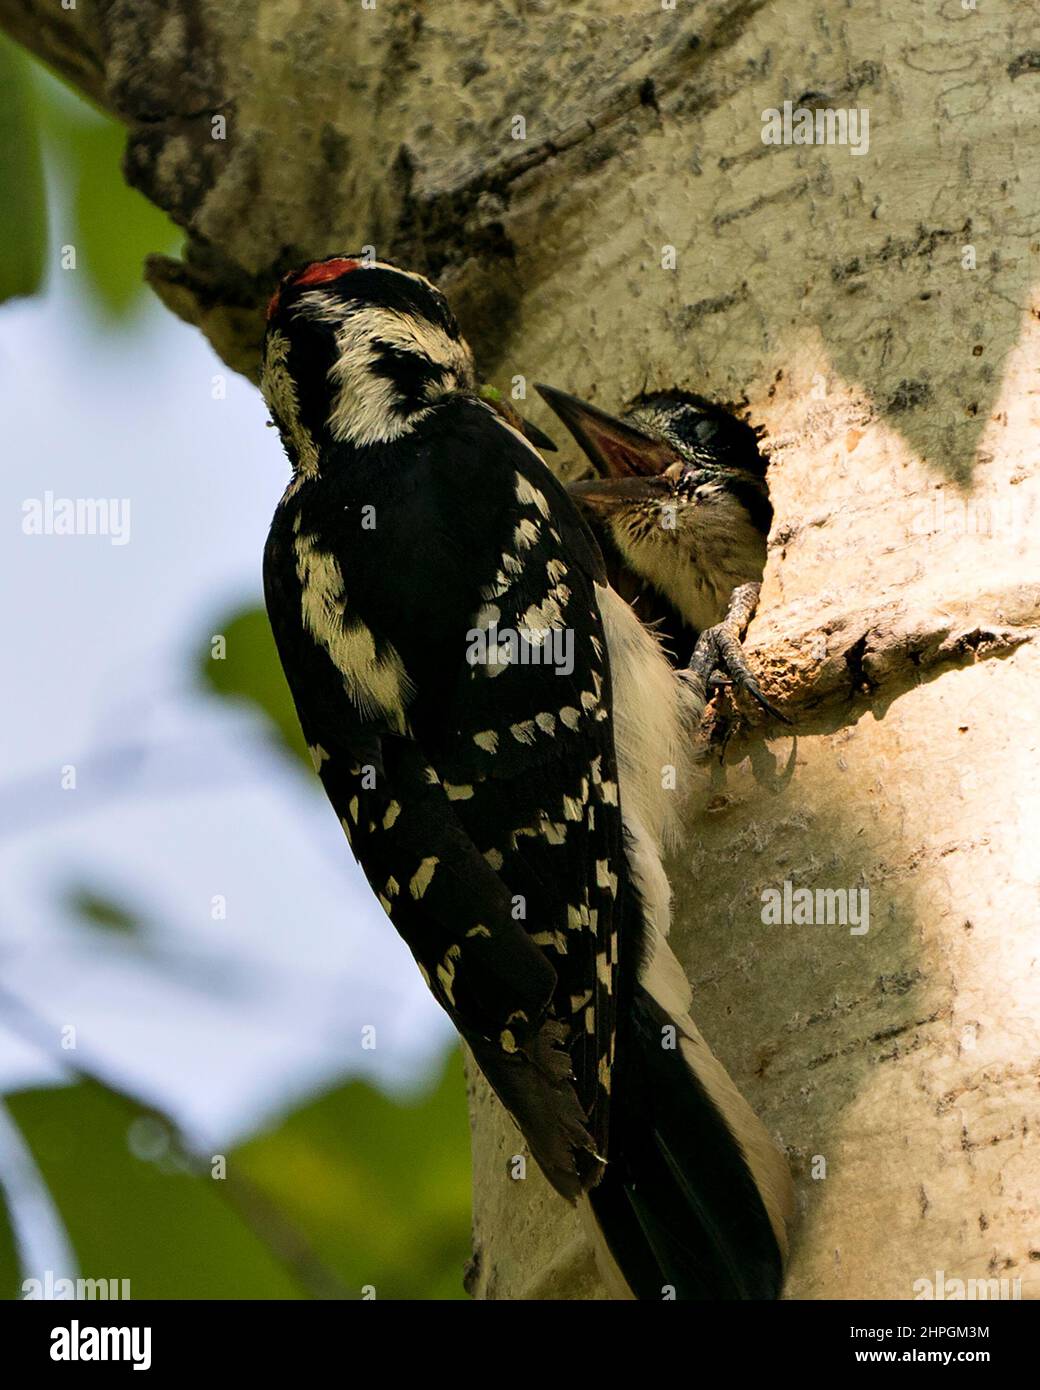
xmin=0 ymin=157 xmax=451 ymax=1161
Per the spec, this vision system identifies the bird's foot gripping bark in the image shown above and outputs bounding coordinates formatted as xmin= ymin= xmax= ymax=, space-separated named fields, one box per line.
xmin=680 ymin=583 xmax=791 ymax=724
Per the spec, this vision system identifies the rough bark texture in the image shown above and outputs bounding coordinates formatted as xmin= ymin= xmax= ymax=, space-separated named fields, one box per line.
xmin=8 ymin=0 xmax=1038 ymax=1300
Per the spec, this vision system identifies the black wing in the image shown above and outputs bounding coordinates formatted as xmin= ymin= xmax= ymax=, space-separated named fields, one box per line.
xmin=263 ymin=398 xmax=630 ymax=1198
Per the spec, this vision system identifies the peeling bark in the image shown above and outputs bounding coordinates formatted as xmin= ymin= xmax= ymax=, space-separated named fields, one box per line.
xmin=7 ymin=0 xmax=1038 ymax=1300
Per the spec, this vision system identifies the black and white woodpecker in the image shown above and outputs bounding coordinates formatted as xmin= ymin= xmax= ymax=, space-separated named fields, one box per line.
xmin=260 ymin=255 xmax=793 ymax=1299
xmin=536 ymin=384 xmax=786 ymax=718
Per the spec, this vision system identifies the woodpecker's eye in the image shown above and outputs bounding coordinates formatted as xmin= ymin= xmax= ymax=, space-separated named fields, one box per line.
xmin=266 ymin=257 xmax=362 ymax=321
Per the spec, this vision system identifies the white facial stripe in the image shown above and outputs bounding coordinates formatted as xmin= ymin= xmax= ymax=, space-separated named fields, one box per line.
xmin=261 ymin=328 xmax=320 ymax=476
xmin=297 ymin=292 xmax=475 ymax=447
xmin=362 ymin=260 xmax=441 ymax=293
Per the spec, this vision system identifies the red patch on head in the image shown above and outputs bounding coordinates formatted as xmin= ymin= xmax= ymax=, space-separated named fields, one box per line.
xmin=266 ymin=257 xmax=362 ymax=321
xmin=294 ymin=257 xmax=361 ymax=288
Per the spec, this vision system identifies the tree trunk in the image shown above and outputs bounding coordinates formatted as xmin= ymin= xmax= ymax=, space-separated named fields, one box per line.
xmin=9 ymin=0 xmax=1038 ymax=1301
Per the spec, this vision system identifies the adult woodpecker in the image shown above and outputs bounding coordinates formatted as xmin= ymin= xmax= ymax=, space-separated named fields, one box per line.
xmin=536 ymin=384 xmax=786 ymax=719
xmin=260 ymin=255 xmax=793 ymax=1299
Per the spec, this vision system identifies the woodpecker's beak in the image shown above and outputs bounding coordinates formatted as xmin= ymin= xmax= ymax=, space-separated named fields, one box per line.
xmin=519 ymin=417 xmax=558 ymax=453
xmin=478 ymin=384 xmax=557 ymax=452
xmin=535 ymin=384 xmax=680 ymax=478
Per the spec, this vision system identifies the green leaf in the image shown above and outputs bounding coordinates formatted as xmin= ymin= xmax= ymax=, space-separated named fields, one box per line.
xmin=31 ymin=65 xmax=181 ymax=318
xmin=65 ymin=889 xmax=139 ymax=936
xmin=200 ymin=605 xmax=310 ymax=767
xmin=0 ymin=1141 xmax=20 ymax=1300
xmin=233 ymin=1050 xmax=472 ymax=1299
xmin=5 ymin=1082 xmax=304 ymax=1299
xmin=4 ymin=1049 xmax=472 ymax=1300
xmin=0 ymin=36 xmax=46 ymax=302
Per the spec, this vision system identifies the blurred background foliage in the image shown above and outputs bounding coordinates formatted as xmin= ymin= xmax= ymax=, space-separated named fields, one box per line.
xmin=3 ymin=1052 xmax=470 ymax=1300
xmin=0 ymin=33 xmax=180 ymax=318
xmin=0 ymin=38 xmax=472 ymax=1300
xmin=200 ymin=605 xmax=312 ymax=767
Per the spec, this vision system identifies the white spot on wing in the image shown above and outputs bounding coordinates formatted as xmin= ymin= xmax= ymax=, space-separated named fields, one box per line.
xmin=521 ymin=596 xmax=565 ymax=631
xmin=515 ymin=473 xmax=552 ymax=518
xmin=596 ymin=860 xmax=618 ymax=895
xmin=514 ymin=518 xmax=540 ymax=551
xmin=436 ymin=944 xmax=461 ymax=1004
xmin=409 ymin=856 xmax=439 ymax=899
xmin=445 ymin=782 xmax=474 ymax=801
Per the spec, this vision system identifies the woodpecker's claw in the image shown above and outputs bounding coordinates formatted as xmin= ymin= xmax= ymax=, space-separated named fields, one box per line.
xmin=683 ymin=583 xmax=791 ymax=724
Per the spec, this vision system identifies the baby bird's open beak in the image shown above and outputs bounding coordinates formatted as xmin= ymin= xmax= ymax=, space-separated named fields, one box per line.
xmin=535 ymin=383 xmax=680 ymax=478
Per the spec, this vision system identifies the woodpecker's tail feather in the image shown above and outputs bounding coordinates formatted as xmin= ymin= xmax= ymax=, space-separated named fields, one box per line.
xmin=588 ymin=937 xmax=794 ymax=1300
